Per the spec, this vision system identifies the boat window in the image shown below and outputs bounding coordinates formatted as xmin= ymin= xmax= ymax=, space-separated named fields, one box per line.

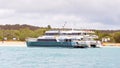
xmin=45 ymin=33 xmax=82 ymax=35
xmin=45 ymin=33 xmax=59 ymax=35
xmin=69 ymin=39 xmax=71 ymax=42
xmin=78 ymin=33 xmax=81 ymax=35
xmin=65 ymin=39 xmax=72 ymax=42
xmin=78 ymin=39 xmax=81 ymax=41
xmin=65 ymin=39 xmax=68 ymax=42
xmin=81 ymin=38 xmax=83 ymax=40
xmin=71 ymin=33 xmax=80 ymax=35
xmin=37 ymin=39 xmax=56 ymax=41
xmin=83 ymin=33 xmax=87 ymax=35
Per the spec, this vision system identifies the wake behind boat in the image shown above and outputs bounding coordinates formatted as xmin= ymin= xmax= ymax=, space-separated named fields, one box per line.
xmin=26 ymin=30 xmax=102 ymax=48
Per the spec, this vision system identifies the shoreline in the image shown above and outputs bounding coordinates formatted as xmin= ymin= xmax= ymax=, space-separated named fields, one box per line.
xmin=0 ymin=41 xmax=26 ymax=47
xmin=102 ymin=43 xmax=120 ymax=46
xmin=0 ymin=41 xmax=120 ymax=47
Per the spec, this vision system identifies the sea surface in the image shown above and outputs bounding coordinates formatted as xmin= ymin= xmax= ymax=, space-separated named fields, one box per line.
xmin=0 ymin=46 xmax=120 ymax=68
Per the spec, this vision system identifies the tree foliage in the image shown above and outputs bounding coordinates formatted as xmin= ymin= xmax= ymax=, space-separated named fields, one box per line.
xmin=95 ymin=30 xmax=111 ymax=40
xmin=113 ymin=32 xmax=120 ymax=43
xmin=95 ymin=30 xmax=120 ymax=43
xmin=0 ymin=24 xmax=120 ymax=42
xmin=0 ymin=28 xmax=51 ymax=41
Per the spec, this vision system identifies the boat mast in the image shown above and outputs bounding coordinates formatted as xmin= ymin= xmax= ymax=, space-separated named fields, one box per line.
xmin=59 ymin=21 xmax=67 ymax=35
xmin=62 ymin=21 xmax=67 ymax=30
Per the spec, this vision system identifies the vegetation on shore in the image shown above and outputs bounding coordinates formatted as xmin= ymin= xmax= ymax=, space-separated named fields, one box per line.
xmin=95 ymin=30 xmax=120 ymax=43
xmin=0 ymin=24 xmax=51 ymax=41
xmin=0 ymin=24 xmax=120 ymax=43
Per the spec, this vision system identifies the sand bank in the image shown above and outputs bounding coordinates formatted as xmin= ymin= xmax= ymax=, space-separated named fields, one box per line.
xmin=103 ymin=43 xmax=120 ymax=46
xmin=0 ymin=41 xmax=26 ymax=47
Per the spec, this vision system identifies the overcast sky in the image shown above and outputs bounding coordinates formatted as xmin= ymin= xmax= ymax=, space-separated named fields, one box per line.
xmin=0 ymin=0 xmax=120 ymax=30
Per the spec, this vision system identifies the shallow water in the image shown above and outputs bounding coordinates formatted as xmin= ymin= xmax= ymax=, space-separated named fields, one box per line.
xmin=0 ymin=46 xmax=120 ymax=68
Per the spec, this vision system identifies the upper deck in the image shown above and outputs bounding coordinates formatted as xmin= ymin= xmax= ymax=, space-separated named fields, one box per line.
xmin=45 ymin=30 xmax=95 ymax=36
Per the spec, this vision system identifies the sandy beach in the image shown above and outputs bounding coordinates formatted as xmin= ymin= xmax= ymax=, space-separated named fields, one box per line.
xmin=102 ymin=43 xmax=120 ymax=46
xmin=0 ymin=41 xmax=26 ymax=47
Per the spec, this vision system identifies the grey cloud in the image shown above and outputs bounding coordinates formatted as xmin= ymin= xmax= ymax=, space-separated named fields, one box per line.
xmin=0 ymin=0 xmax=120 ymax=29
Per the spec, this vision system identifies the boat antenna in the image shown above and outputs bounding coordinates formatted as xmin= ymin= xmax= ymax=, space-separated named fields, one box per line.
xmin=62 ymin=21 xmax=67 ymax=30
xmin=59 ymin=21 xmax=67 ymax=35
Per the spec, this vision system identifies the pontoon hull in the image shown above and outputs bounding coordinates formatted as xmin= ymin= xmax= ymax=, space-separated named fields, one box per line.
xmin=27 ymin=41 xmax=76 ymax=47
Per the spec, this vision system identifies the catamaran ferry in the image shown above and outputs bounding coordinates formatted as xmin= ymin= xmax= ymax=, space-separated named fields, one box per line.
xmin=26 ymin=30 xmax=102 ymax=48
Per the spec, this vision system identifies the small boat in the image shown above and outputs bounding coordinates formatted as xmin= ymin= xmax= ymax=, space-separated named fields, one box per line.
xmin=26 ymin=30 xmax=102 ymax=48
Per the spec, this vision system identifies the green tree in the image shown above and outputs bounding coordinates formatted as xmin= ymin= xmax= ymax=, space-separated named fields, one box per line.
xmin=47 ymin=25 xmax=51 ymax=29
xmin=19 ymin=28 xmax=34 ymax=41
xmin=0 ymin=30 xmax=4 ymax=40
xmin=95 ymin=30 xmax=112 ymax=42
xmin=34 ymin=29 xmax=46 ymax=37
xmin=113 ymin=32 xmax=120 ymax=43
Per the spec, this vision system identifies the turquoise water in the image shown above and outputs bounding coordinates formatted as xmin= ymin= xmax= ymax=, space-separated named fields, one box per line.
xmin=0 ymin=46 xmax=120 ymax=68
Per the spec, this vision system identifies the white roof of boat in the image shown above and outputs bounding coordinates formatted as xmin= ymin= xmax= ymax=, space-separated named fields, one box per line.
xmin=38 ymin=36 xmax=56 ymax=39
xmin=45 ymin=30 xmax=60 ymax=33
xmin=45 ymin=30 xmax=94 ymax=33
xmin=38 ymin=35 xmax=84 ymax=39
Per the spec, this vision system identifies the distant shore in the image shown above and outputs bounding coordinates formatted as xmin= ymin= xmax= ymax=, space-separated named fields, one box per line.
xmin=0 ymin=41 xmax=120 ymax=47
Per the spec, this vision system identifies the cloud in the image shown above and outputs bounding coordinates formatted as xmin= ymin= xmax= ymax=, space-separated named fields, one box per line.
xmin=0 ymin=0 xmax=120 ymax=30
xmin=0 ymin=9 xmax=15 ymax=18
